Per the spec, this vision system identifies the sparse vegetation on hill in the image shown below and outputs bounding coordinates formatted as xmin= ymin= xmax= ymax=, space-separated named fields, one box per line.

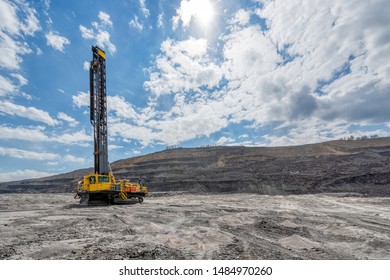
xmin=1 ymin=137 xmax=389 ymax=196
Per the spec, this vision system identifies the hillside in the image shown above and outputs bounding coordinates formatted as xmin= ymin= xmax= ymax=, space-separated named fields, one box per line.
xmin=1 ymin=138 xmax=390 ymax=196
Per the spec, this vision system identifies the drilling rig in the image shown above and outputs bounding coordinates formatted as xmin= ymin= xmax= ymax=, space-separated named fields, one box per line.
xmin=75 ymin=46 xmax=148 ymax=205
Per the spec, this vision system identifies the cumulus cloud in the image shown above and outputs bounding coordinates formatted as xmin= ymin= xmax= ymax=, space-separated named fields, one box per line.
xmin=57 ymin=112 xmax=79 ymax=127
xmin=0 ymin=0 xmax=40 ymax=70
xmin=0 ymin=125 xmax=91 ymax=145
xmin=63 ymin=154 xmax=86 ymax=163
xmin=108 ymin=95 xmax=139 ymax=120
xmin=73 ymin=92 xmax=139 ymax=121
xmin=45 ymin=31 xmax=70 ymax=52
xmin=137 ymin=0 xmax=390 ymax=146
xmin=98 ymin=11 xmax=113 ymax=26
xmin=53 ymin=130 xmax=91 ymax=144
xmin=0 ymin=75 xmax=16 ymax=96
xmin=110 ymin=121 xmax=155 ymax=146
xmin=252 ymin=0 xmax=390 ymax=127
xmin=229 ymin=9 xmax=251 ymax=26
xmin=72 ymin=91 xmax=89 ymax=107
xmin=0 ymin=100 xmax=59 ymax=126
xmin=79 ymin=11 xmax=116 ymax=54
xmin=56 ymin=0 xmax=390 ymax=149
xmin=144 ymin=37 xmax=222 ymax=96
xmin=10 ymin=73 xmax=28 ymax=86
xmin=0 ymin=125 xmax=49 ymax=142
xmin=172 ymin=0 xmax=214 ymax=30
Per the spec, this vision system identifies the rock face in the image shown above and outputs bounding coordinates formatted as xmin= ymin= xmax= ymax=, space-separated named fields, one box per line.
xmin=1 ymin=138 xmax=390 ymax=196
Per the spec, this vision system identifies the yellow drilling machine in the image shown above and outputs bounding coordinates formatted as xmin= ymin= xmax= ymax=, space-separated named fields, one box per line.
xmin=75 ymin=46 xmax=148 ymax=205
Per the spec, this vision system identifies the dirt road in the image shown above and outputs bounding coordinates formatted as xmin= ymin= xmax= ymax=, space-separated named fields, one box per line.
xmin=0 ymin=193 xmax=389 ymax=259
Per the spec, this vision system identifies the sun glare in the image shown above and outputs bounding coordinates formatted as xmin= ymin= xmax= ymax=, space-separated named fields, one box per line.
xmin=174 ymin=0 xmax=216 ymax=30
xmin=193 ymin=0 xmax=214 ymax=25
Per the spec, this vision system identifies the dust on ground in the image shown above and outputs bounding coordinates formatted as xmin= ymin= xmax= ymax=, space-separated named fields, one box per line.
xmin=0 ymin=193 xmax=389 ymax=259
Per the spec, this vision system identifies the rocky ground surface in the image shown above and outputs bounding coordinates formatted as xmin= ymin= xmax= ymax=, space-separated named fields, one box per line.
xmin=0 ymin=193 xmax=389 ymax=260
xmin=0 ymin=138 xmax=390 ymax=196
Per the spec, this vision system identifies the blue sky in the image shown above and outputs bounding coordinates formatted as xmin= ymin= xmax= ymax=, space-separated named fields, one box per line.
xmin=0 ymin=0 xmax=389 ymax=181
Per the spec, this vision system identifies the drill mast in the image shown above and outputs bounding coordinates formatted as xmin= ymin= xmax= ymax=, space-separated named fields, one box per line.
xmin=75 ymin=46 xmax=148 ymax=205
xmin=90 ymin=46 xmax=109 ymax=175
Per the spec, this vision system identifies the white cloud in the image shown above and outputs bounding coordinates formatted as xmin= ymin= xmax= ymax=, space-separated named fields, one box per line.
xmin=79 ymin=25 xmax=94 ymax=40
xmin=64 ymin=154 xmax=86 ymax=163
xmin=110 ymin=122 xmax=155 ymax=146
xmin=72 ymin=91 xmax=89 ymax=107
xmin=261 ymin=118 xmax=389 ymax=147
xmin=57 ymin=112 xmax=79 ymax=127
xmin=0 ymin=100 xmax=59 ymax=126
xmin=79 ymin=11 xmax=116 ymax=54
xmin=250 ymin=0 xmax=390 ymax=126
xmin=144 ymin=37 xmax=222 ymax=96
xmin=98 ymin=11 xmax=113 ymax=26
xmin=222 ymin=25 xmax=280 ymax=82
xmin=0 ymin=147 xmax=86 ymax=169
xmin=0 ymin=147 xmax=58 ymax=160
xmin=0 ymin=0 xmax=40 ymax=70
xmin=157 ymin=13 xmax=164 ymax=29
xmin=108 ymin=95 xmax=230 ymax=146
xmin=45 ymin=31 xmax=70 ymax=52
xmin=216 ymin=136 xmax=235 ymax=146
xmin=0 ymin=125 xmax=91 ymax=145
xmin=36 ymin=47 xmax=43 ymax=56
xmin=172 ymin=0 xmax=214 ymax=30
xmin=137 ymin=0 xmax=390 ymax=147
xmin=229 ymin=9 xmax=251 ymax=26
xmin=108 ymin=95 xmax=138 ymax=120
xmin=73 ymin=92 xmax=139 ymax=122
xmin=0 ymin=75 xmax=16 ymax=96
xmin=28 ymin=0 xmax=387 ymax=151
xmin=0 ymin=125 xmax=49 ymax=142
xmin=0 ymin=169 xmax=56 ymax=182
xmin=140 ymin=0 xmax=150 ymax=17
xmin=108 ymin=144 xmax=123 ymax=151
xmin=53 ymin=130 xmax=91 ymax=145
xmin=129 ymin=16 xmax=143 ymax=32
xmin=10 ymin=73 xmax=28 ymax=86
xmin=83 ymin=61 xmax=89 ymax=70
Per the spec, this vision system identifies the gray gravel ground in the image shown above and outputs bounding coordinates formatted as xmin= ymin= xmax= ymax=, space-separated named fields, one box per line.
xmin=0 ymin=193 xmax=389 ymax=259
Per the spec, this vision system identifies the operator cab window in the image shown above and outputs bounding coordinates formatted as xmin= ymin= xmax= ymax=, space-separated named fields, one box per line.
xmin=90 ymin=176 xmax=96 ymax=184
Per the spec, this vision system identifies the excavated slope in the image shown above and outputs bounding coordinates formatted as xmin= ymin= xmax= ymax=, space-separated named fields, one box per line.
xmin=1 ymin=138 xmax=390 ymax=196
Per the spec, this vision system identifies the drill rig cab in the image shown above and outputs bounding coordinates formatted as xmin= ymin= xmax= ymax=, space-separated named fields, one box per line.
xmin=75 ymin=46 xmax=148 ymax=205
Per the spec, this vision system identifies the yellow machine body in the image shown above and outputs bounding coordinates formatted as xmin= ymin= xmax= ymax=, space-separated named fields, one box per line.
xmin=119 ymin=179 xmax=149 ymax=196
xmin=81 ymin=173 xmax=117 ymax=192
xmin=75 ymin=172 xmax=148 ymax=205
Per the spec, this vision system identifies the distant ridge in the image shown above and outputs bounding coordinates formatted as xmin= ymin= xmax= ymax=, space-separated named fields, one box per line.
xmin=1 ymin=137 xmax=389 ymax=196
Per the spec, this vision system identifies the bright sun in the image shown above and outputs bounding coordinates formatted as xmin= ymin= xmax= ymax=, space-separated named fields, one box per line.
xmin=192 ymin=0 xmax=214 ymax=25
xmin=177 ymin=0 xmax=215 ymax=28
